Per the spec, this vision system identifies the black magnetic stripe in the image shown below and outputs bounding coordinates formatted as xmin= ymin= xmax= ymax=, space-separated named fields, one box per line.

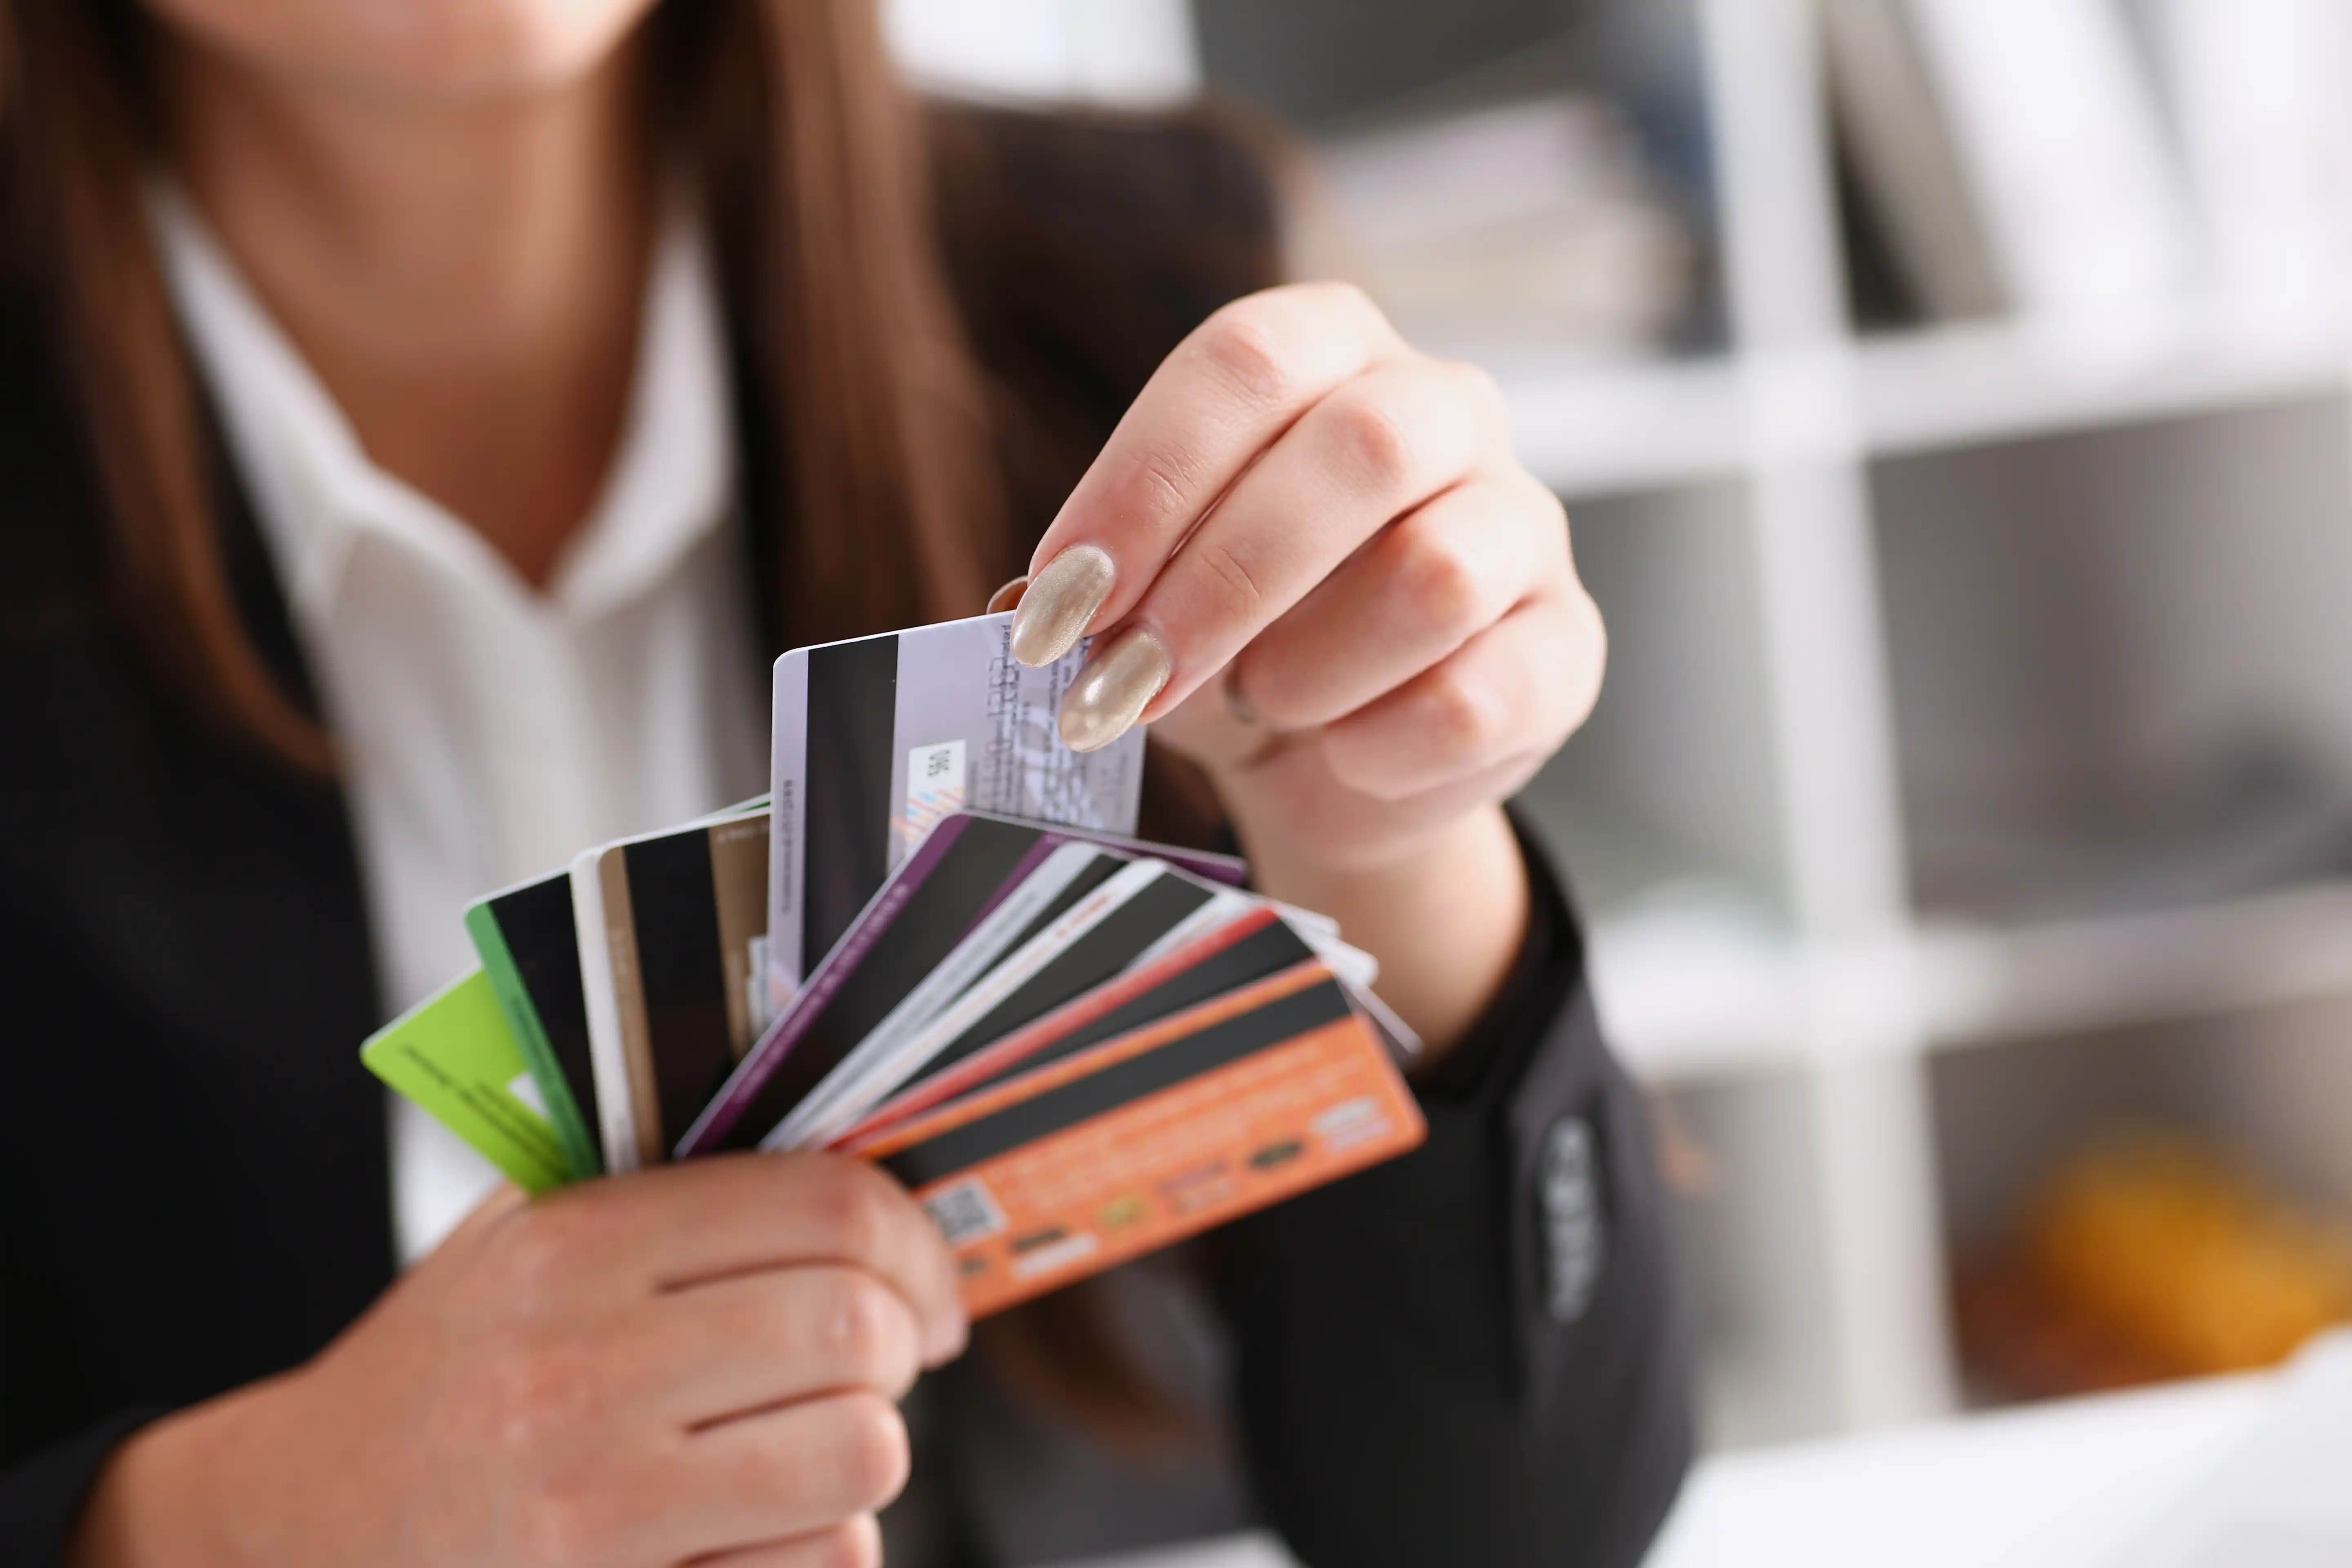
xmin=908 ymin=915 xmax=1316 ymax=1097
xmin=920 ymin=875 xmax=1217 ymax=1079
xmin=995 ymin=854 xmax=1127 ymax=957
xmin=624 ymin=833 xmax=737 ymax=1148
xmin=712 ymin=817 xmax=1048 ymax=1149
xmin=889 ymin=852 xmax=1131 ymax=1089
xmin=802 ymin=634 xmax=900 ymax=969
xmin=879 ymin=975 xmax=1352 ymax=1188
xmin=490 ymin=876 xmax=598 ymax=1135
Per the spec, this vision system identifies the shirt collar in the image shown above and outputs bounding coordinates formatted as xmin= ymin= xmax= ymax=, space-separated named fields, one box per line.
xmin=149 ymin=181 xmax=737 ymax=624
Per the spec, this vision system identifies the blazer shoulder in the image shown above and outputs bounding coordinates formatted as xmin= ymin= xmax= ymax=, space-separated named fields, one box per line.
xmin=0 ymin=281 xmax=114 ymax=625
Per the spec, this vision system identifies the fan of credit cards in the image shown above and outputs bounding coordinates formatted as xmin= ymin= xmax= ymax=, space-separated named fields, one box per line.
xmin=363 ymin=611 xmax=1425 ymax=1315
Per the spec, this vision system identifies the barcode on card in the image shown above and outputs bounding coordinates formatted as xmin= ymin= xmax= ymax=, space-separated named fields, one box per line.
xmin=897 ymin=740 xmax=969 ymax=853
xmin=922 ymin=1176 xmax=1007 ymax=1247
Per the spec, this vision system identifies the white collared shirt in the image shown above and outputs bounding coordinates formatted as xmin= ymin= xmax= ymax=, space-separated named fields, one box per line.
xmin=154 ymin=190 xmax=768 ymax=1263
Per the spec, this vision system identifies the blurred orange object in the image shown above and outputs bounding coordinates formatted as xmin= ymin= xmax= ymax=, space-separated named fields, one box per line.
xmin=2027 ymin=1134 xmax=2352 ymax=1379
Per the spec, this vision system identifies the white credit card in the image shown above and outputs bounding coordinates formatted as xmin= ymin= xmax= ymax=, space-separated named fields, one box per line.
xmin=767 ymin=610 xmax=1146 ymax=1013
xmin=766 ymin=855 xmax=1245 ymax=1152
xmin=570 ymin=845 xmax=636 ymax=1174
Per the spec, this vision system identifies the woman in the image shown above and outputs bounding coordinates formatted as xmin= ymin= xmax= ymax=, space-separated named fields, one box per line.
xmin=0 ymin=0 xmax=1691 ymax=1564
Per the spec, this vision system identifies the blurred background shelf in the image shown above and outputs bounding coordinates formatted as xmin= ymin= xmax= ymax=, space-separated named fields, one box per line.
xmin=1584 ymin=877 xmax=2352 ymax=1089
xmin=1490 ymin=352 xmax=1749 ymax=501
xmin=1853 ymin=309 xmax=2352 ymax=463
xmin=1916 ymin=880 xmax=2352 ymax=1050
xmin=1490 ymin=307 xmax=2352 ymax=502
xmin=894 ymin=0 xmax=2352 ymax=1467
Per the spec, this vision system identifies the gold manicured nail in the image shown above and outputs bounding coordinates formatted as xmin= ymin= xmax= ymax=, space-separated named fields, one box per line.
xmin=1058 ymin=627 xmax=1172 ymax=753
xmin=1009 ymin=544 xmax=1115 ymax=666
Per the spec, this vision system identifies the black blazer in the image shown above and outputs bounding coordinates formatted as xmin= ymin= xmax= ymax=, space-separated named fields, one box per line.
xmin=0 ymin=109 xmax=1690 ymax=1567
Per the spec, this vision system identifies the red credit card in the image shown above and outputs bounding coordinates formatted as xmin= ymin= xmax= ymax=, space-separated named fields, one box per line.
xmin=848 ymin=960 xmax=1426 ymax=1316
xmin=836 ymin=902 xmax=1295 ymax=1145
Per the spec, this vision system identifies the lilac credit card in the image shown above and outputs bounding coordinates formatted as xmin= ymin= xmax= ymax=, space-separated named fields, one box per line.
xmin=767 ymin=612 xmax=1149 ymax=1017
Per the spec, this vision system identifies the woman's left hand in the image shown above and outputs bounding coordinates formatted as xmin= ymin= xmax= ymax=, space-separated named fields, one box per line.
xmin=1009 ymin=282 xmax=1604 ymax=1052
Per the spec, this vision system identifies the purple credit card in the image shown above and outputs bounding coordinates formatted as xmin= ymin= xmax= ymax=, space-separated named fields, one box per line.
xmin=681 ymin=814 xmax=1110 ymax=1154
xmin=1045 ymin=827 xmax=1246 ymax=888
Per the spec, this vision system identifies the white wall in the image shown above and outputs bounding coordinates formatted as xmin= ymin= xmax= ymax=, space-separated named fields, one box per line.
xmin=883 ymin=0 xmax=1200 ymax=105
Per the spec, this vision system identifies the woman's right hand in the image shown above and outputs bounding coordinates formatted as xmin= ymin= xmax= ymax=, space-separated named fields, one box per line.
xmin=71 ymin=1153 xmax=969 ymax=1568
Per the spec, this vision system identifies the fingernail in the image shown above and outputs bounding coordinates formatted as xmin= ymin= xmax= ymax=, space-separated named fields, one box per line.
xmin=986 ymin=575 xmax=1030 ymax=615
xmin=1059 ymin=626 xmax=1172 ymax=753
xmin=926 ymin=1309 xmax=971 ymax=1366
xmin=1009 ymin=544 xmax=1115 ymax=666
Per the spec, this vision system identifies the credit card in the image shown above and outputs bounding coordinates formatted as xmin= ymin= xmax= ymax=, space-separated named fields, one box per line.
xmin=684 ymin=813 xmax=1113 ymax=1156
xmin=773 ymin=859 xmax=1226 ymax=1152
xmin=466 ymin=874 xmax=602 ymax=1179
xmin=757 ymin=850 xmax=1138 ymax=1153
xmin=360 ymin=969 xmax=570 ymax=1194
xmin=849 ymin=961 xmax=1427 ymax=1316
xmin=1049 ymin=827 xmax=1249 ymax=889
xmin=767 ymin=612 xmax=1148 ymax=1012
xmin=841 ymin=903 xmax=1308 ymax=1141
xmin=574 ymin=810 xmax=771 ymax=1173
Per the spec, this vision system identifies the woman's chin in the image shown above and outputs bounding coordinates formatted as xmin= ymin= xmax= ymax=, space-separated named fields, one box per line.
xmin=142 ymin=0 xmax=662 ymax=102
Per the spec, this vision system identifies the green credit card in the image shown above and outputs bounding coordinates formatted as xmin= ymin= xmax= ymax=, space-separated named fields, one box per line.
xmin=466 ymin=895 xmax=601 ymax=1180
xmin=361 ymin=969 xmax=572 ymax=1194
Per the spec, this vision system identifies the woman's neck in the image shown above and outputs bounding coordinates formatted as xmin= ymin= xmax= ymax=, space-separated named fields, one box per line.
xmin=165 ymin=31 xmax=657 ymax=587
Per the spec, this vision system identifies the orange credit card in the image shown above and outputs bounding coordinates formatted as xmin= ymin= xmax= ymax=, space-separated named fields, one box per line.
xmin=840 ymin=902 xmax=1293 ymax=1144
xmin=846 ymin=960 xmax=1426 ymax=1316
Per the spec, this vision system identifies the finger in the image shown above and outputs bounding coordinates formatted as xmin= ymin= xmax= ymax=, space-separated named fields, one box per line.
xmin=1056 ymin=356 xmax=1511 ymax=751
xmin=1321 ymin=591 xmax=1605 ymax=802
xmin=687 ymin=1515 xmax=881 ymax=1568
xmin=431 ymin=1181 xmax=532 ymax=1258
xmin=664 ymin=1391 xmax=909 ymax=1550
xmin=1008 ymin=283 xmax=1403 ymax=666
xmin=1232 ymin=469 xmax=1567 ymax=731
xmin=375 ymin=1182 xmax=532 ymax=1326
xmin=1234 ymin=742 xmax=1555 ymax=872
xmin=649 ymin=1266 xmax=922 ymax=1424
xmin=543 ymin=1154 xmax=967 ymax=1365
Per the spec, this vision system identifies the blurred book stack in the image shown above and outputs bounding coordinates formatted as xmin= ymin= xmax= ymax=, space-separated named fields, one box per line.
xmin=1826 ymin=0 xmax=2351 ymax=345
xmin=1309 ymin=96 xmax=1693 ymax=354
xmin=2147 ymin=0 xmax=2352 ymax=340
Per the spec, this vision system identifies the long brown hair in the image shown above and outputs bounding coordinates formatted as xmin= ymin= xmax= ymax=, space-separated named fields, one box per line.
xmin=0 ymin=0 xmax=1006 ymax=771
xmin=0 ymin=0 xmax=1217 ymax=1438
